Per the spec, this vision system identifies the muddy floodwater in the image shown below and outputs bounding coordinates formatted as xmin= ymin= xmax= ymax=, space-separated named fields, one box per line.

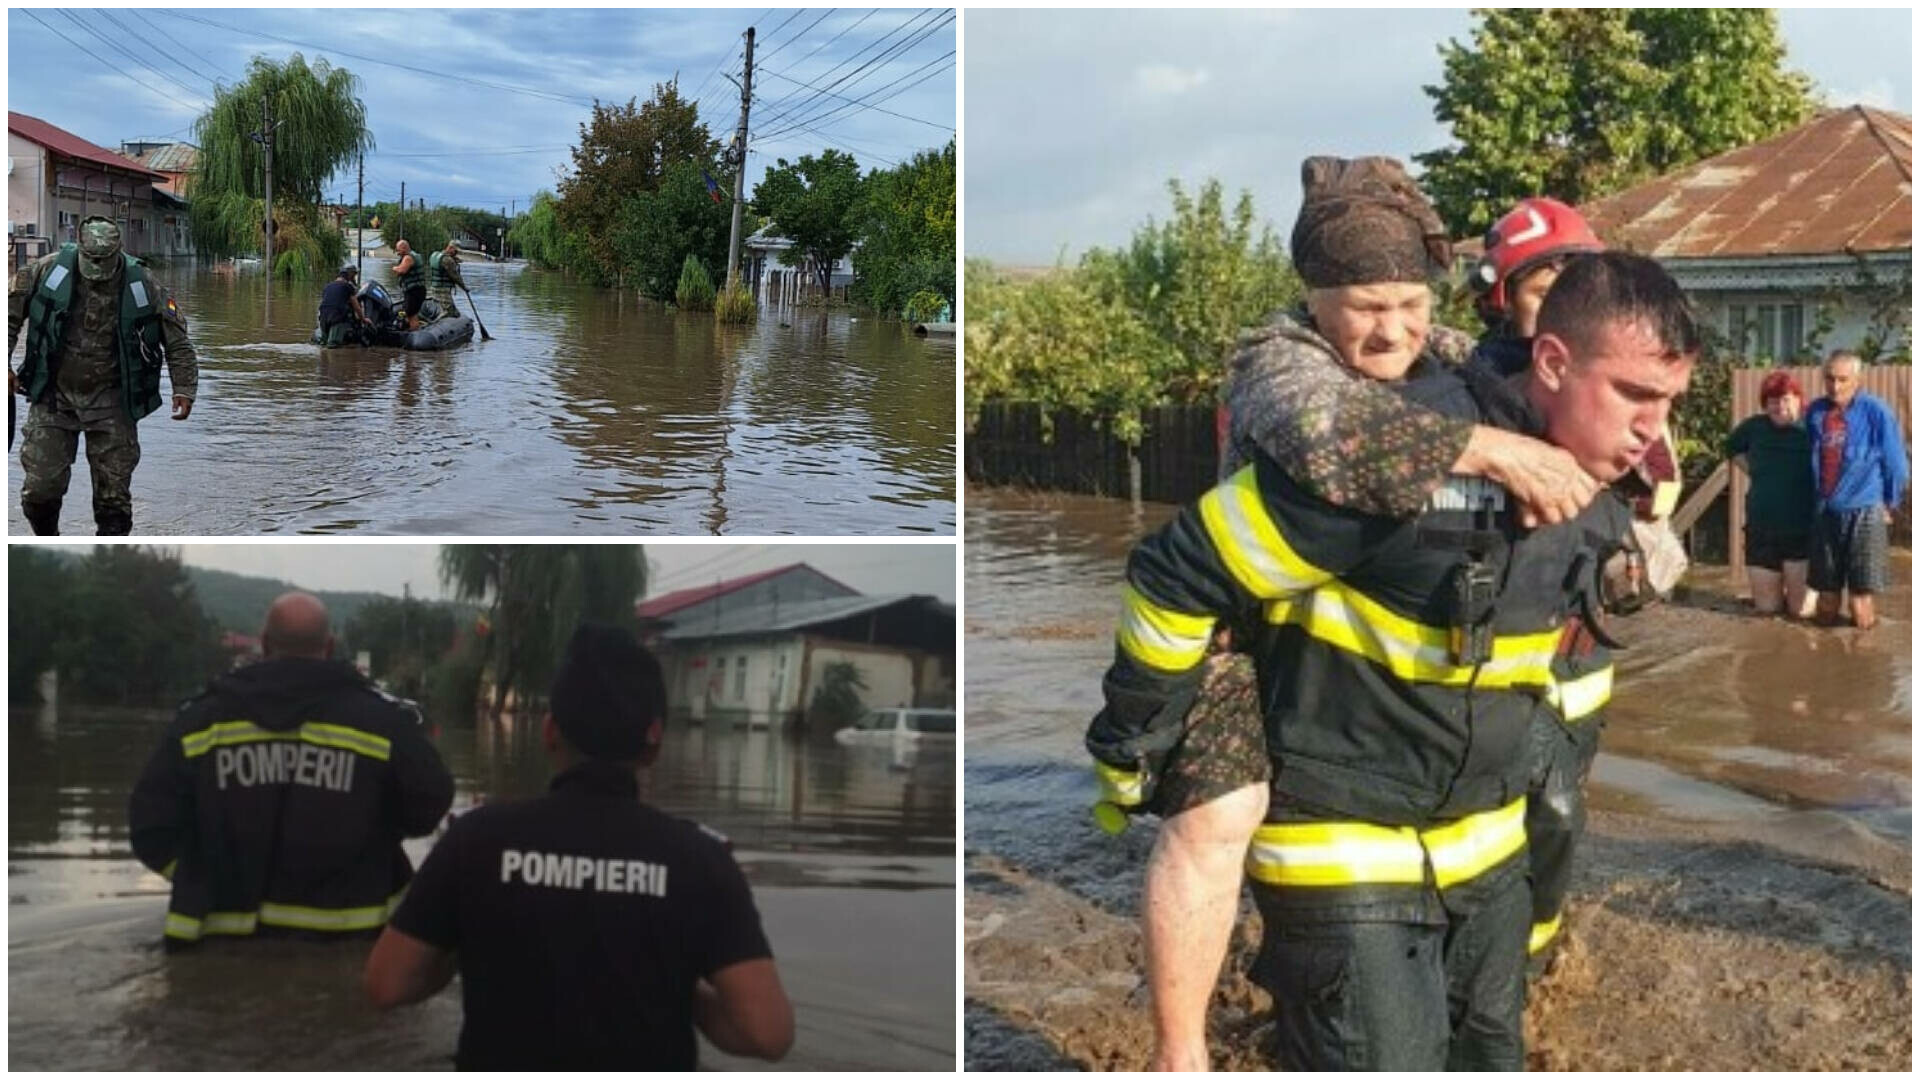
xmin=5 ymin=260 xmax=954 ymax=535
xmin=9 ymin=703 xmax=955 ymax=1070
xmin=963 ymin=487 xmax=1911 ymax=1071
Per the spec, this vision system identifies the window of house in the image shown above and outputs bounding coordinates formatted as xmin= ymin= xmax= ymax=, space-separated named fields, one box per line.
xmin=711 ymin=656 xmax=725 ymax=694
xmin=733 ymin=656 xmax=748 ymax=700
xmin=1780 ymin=304 xmax=1805 ymax=361
xmin=1727 ymin=305 xmax=1748 ymax=356
xmin=1755 ymin=304 xmax=1777 ymax=360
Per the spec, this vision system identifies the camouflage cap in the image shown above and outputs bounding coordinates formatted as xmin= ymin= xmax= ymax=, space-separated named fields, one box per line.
xmin=1290 ymin=156 xmax=1451 ymax=289
xmin=79 ymin=216 xmax=123 ymax=259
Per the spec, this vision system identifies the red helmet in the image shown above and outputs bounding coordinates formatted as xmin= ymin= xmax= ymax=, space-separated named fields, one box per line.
xmin=1471 ymin=197 xmax=1604 ymax=315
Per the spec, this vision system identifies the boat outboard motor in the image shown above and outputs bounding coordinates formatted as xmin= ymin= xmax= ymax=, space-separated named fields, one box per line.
xmin=357 ymin=280 xmax=401 ymax=330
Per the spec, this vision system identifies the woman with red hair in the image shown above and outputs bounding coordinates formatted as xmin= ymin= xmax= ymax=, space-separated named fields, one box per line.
xmin=1726 ymin=370 xmax=1817 ymax=616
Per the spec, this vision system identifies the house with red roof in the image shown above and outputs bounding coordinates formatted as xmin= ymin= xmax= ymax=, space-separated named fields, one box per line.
xmin=8 ymin=111 xmax=184 ymax=268
xmin=1580 ymin=105 xmax=1911 ymax=362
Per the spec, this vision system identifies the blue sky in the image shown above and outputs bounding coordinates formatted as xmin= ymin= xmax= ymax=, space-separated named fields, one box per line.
xmin=966 ymin=8 xmax=1914 ymax=264
xmin=9 ymin=7 xmax=956 ymax=215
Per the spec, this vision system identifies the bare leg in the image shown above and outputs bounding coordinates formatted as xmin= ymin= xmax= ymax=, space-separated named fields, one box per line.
xmin=1781 ymin=560 xmax=1813 ymax=619
xmin=1144 ymin=781 xmax=1267 ymax=1072
xmin=1747 ymin=567 xmax=1782 ymax=614
xmin=1849 ymin=592 xmax=1877 ymax=630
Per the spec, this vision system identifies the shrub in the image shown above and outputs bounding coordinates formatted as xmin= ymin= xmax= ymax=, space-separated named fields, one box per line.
xmin=715 ymin=282 xmax=756 ymax=324
xmin=904 ymin=289 xmax=946 ymax=322
xmin=675 ymin=253 xmax=716 ymax=311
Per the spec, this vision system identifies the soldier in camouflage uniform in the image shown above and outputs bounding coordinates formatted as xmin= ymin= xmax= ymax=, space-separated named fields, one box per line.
xmin=1136 ymin=159 xmax=1611 ymax=1070
xmin=8 ymin=216 xmax=197 ymax=535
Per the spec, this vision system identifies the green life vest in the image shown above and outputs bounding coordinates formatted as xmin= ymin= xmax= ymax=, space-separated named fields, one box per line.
xmin=397 ymin=250 xmax=426 ymax=291
xmin=429 ymin=250 xmax=459 ymax=288
xmin=19 ymin=245 xmax=168 ymax=423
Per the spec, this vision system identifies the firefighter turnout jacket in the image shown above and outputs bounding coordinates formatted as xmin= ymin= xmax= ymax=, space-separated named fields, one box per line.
xmin=1089 ymin=360 xmax=1633 ymax=914
xmin=128 ymin=657 xmax=454 ymax=945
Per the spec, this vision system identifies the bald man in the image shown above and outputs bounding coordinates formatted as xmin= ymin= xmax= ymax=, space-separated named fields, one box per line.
xmin=128 ymin=592 xmax=454 ymax=948
xmin=393 ymin=240 xmax=427 ymax=331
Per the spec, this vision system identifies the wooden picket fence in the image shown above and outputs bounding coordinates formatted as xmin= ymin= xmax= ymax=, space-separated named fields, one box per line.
xmin=965 ymin=402 xmax=1220 ymax=505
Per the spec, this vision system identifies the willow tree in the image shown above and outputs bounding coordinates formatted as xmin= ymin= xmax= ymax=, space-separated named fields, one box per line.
xmin=191 ymin=53 xmax=372 ymax=278
xmin=438 ymin=545 xmax=649 ymax=722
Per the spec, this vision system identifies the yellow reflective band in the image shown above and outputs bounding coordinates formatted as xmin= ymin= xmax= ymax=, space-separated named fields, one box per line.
xmin=1246 ymin=797 xmax=1528 ymax=890
xmin=1246 ymin=820 xmax=1428 ymax=887
xmin=1546 ymin=666 xmax=1614 ymax=723
xmin=1094 ymin=761 xmax=1145 ymax=807
xmin=259 ymin=890 xmax=403 ymax=932
xmin=1529 ymin=914 xmax=1564 ymax=955
xmin=1198 ymin=466 xmax=1332 ymax=601
xmin=181 ymin=720 xmax=391 ymax=761
xmin=1264 ymin=583 xmax=1560 ymax=689
xmin=1117 ymin=584 xmax=1215 ymax=672
xmin=163 ymin=912 xmax=202 ymax=940
xmin=1423 ymin=797 xmax=1527 ymax=888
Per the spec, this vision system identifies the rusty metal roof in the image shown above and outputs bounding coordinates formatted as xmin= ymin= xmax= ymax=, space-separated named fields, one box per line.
xmin=1580 ymin=106 xmax=1912 ymax=259
xmin=132 ymin=142 xmax=199 ymax=174
xmin=7 ymin=111 xmax=167 ymax=181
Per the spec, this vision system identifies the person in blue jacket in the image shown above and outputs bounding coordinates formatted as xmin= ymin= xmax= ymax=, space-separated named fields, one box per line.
xmin=1805 ymin=349 xmax=1908 ymax=630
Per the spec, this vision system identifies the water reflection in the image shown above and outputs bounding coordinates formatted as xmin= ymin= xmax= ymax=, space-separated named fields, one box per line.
xmin=6 ymin=260 xmax=955 ymax=535
xmin=8 ymin=703 xmax=954 ymax=1069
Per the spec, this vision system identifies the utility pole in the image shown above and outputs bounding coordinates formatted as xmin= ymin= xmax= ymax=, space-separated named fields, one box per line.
xmin=356 ymin=153 xmax=364 ymax=279
xmin=724 ymin=25 xmax=755 ymax=292
xmin=261 ymin=92 xmax=275 ymax=265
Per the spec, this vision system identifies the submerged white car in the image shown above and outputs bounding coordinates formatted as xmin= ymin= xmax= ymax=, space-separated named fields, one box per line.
xmin=833 ymin=708 xmax=957 ymax=745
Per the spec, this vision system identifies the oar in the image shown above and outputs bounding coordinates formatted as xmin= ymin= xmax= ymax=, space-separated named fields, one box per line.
xmin=460 ymin=283 xmax=493 ymax=341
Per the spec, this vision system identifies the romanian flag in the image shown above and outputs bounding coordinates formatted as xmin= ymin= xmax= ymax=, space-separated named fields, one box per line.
xmin=703 ymin=170 xmax=723 ymax=205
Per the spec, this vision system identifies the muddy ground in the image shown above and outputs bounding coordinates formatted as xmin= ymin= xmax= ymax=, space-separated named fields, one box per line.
xmin=964 ymin=491 xmax=1911 ymax=1070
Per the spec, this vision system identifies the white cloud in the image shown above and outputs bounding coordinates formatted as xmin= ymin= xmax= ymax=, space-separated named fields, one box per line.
xmin=1135 ymin=64 xmax=1211 ymax=98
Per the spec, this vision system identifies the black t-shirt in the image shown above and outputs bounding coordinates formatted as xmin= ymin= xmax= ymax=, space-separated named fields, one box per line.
xmin=389 ymin=760 xmax=773 ymax=1070
xmin=319 ymin=278 xmax=356 ymax=322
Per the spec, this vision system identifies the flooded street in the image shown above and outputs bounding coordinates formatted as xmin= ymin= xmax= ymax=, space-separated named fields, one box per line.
xmin=962 ymin=487 xmax=1911 ymax=1070
xmin=10 ymin=703 xmax=955 ymax=1070
xmin=6 ymin=260 xmax=955 ymax=535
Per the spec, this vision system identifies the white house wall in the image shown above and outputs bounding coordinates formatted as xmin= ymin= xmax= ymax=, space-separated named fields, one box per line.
xmin=1697 ymin=288 xmax=1905 ymax=362
xmin=662 ymin=636 xmax=809 ymax=726
xmin=8 ymin=135 xmax=50 ymax=259
xmin=806 ymin=643 xmax=916 ymax=713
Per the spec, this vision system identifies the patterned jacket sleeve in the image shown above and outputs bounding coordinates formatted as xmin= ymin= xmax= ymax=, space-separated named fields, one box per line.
xmin=1225 ymin=316 xmax=1476 ymax=518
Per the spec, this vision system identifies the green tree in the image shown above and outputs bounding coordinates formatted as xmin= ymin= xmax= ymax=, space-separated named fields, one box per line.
xmin=55 ymin=547 xmax=225 ymax=706
xmin=191 ymin=53 xmax=372 ymax=277
xmin=439 ymin=545 xmax=649 ymax=721
xmin=806 ymin=661 xmax=868 ymax=728
xmin=556 ymin=85 xmax=722 ymax=284
xmin=753 ymin=149 xmax=865 ymax=295
xmin=507 ymin=191 xmax=570 ymax=269
xmin=853 ymin=141 xmax=956 ymax=319
xmin=341 ymin=594 xmax=457 ymax=701
xmin=1418 ymin=9 xmax=1816 ymax=235
xmin=9 ymin=547 xmax=77 ymax=702
xmin=612 ymin=160 xmax=733 ymax=303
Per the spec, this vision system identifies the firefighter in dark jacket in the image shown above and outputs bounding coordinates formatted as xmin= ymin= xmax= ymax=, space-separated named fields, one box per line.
xmin=128 ymin=591 xmax=454 ymax=947
xmin=364 ymin=625 xmax=792 ymax=1070
xmin=1090 ymin=252 xmax=1700 ymax=1070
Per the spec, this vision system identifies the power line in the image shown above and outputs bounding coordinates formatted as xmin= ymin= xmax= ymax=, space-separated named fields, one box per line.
xmin=750 ymin=8 xmax=935 ymax=128
xmin=128 ymin=9 xmax=232 ymax=88
xmin=752 ymin=9 xmax=949 ymax=136
xmin=19 ymin=9 xmax=207 ymax=113
xmin=158 ymin=9 xmax=600 ymax=108
xmin=61 ymin=10 xmax=212 ymax=104
xmin=754 ymin=8 xmax=834 ymax=67
xmin=757 ymin=47 xmax=954 ymax=144
xmin=755 ymin=61 xmax=952 ymax=133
